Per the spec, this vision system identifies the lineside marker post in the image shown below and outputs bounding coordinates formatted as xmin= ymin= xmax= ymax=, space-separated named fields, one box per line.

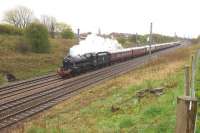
xmin=175 ymin=65 xmax=197 ymax=133
xmin=149 ymin=22 xmax=153 ymax=60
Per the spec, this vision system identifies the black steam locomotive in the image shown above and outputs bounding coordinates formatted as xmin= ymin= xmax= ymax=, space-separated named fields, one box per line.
xmin=58 ymin=52 xmax=111 ymax=77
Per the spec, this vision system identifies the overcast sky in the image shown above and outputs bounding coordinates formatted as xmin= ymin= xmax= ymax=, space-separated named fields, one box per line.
xmin=0 ymin=0 xmax=199 ymax=38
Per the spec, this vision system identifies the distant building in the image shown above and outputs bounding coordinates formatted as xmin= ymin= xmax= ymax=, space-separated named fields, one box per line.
xmin=79 ymin=32 xmax=92 ymax=40
xmin=109 ymin=32 xmax=133 ymax=38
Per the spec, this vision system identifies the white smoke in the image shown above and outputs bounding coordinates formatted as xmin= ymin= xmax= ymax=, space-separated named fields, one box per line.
xmin=69 ymin=34 xmax=123 ymax=57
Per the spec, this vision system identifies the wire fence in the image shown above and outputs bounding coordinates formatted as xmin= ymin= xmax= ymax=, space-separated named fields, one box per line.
xmin=175 ymin=49 xmax=200 ymax=133
xmin=193 ymin=49 xmax=200 ymax=133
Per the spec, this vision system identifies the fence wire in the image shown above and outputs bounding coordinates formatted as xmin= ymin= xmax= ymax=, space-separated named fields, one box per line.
xmin=193 ymin=49 xmax=200 ymax=133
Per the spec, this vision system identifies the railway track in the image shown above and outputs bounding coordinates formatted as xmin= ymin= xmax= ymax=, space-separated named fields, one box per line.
xmin=0 ymin=44 xmax=185 ymax=131
xmin=0 ymin=73 xmax=59 ymax=92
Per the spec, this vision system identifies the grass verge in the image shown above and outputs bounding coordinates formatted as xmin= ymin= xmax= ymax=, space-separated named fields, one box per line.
xmin=195 ymin=50 xmax=200 ymax=132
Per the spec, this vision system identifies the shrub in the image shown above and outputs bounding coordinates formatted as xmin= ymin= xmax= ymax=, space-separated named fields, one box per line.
xmin=15 ymin=38 xmax=31 ymax=53
xmin=25 ymin=23 xmax=50 ymax=53
xmin=61 ymin=28 xmax=75 ymax=39
xmin=0 ymin=24 xmax=23 ymax=35
xmin=117 ymin=37 xmax=126 ymax=45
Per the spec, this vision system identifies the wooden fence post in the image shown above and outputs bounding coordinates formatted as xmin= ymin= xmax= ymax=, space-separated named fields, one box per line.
xmin=175 ymin=96 xmax=197 ymax=133
xmin=184 ymin=65 xmax=190 ymax=96
xmin=175 ymin=63 xmax=198 ymax=133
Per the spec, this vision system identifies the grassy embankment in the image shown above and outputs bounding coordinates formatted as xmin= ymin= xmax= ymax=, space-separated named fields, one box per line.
xmin=195 ymin=51 xmax=200 ymax=132
xmin=13 ymin=44 xmax=199 ymax=133
xmin=0 ymin=34 xmax=75 ymax=85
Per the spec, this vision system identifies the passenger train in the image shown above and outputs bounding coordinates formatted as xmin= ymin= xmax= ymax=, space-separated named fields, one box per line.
xmin=58 ymin=42 xmax=181 ymax=77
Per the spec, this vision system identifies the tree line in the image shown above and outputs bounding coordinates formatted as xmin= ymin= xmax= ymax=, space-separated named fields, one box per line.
xmin=116 ymin=33 xmax=179 ymax=47
xmin=0 ymin=6 xmax=76 ymax=53
xmin=2 ymin=6 xmax=75 ymax=39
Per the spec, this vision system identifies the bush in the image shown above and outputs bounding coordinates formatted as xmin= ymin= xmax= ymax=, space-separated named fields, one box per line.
xmin=61 ymin=28 xmax=75 ymax=39
xmin=25 ymin=23 xmax=50 ymax=53
xmin=117 ymin=37 xmax=126 ymax=45
xmin=0 ymin=24 xmax=23 ymax=35
xmin=15 ymin=38 xmax=31 ymax=53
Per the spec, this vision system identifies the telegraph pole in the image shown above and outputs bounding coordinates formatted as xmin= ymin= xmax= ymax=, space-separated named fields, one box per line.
xmin=77 ymin=28 xmax=80 ymax=43
xmin=149 ymin=22 xmax=153 ymax=59
xmin=174 ymin=32 xmax=178 ymax=41
xmin=98 ymin=28 xmax=101 ymax=36
xmin=135 ymin=33 xmax=138 ymax=47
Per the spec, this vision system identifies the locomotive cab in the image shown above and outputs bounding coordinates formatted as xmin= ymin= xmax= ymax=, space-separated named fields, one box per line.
xmin=96 ymin=52 xmax=111 ymax=67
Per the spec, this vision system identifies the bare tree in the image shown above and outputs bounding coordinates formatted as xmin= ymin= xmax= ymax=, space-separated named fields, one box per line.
xmin=56 ymin=22 xmax=70 ymax=32
xmin=41 ymin=15 xmax=56 ymax=38
xmin=4 ymin=6 xmax=34 ymax=29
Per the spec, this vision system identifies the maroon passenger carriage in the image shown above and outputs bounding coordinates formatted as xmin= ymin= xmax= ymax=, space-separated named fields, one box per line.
xmin=109 ymin=41 xmax=181 ymax=63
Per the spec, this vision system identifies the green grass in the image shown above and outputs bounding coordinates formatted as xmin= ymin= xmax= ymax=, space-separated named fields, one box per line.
xmin=195 ymin=52 xmax=200 ymax=132
xmin=23 ymin=71 xmax=184 ymax=133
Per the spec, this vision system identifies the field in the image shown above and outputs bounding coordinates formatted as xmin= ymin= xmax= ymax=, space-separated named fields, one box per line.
xmin=0 ymin=35 xmax=75 ymax=85
xmin=11 ymin=44 xmax=199 ymax=133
